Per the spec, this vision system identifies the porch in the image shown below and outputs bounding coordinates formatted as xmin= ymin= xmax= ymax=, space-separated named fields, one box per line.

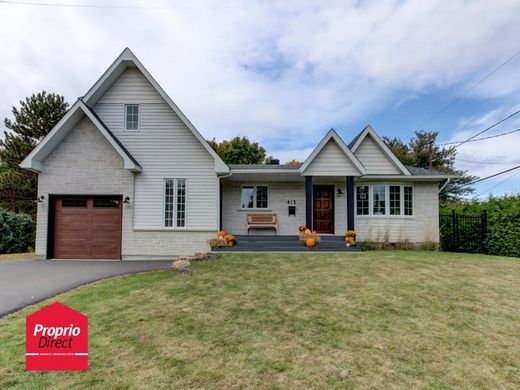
xmin=213 ymin=235 xmax=361 ymax=252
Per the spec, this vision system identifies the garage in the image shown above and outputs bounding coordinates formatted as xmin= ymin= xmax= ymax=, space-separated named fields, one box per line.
xmin=52 ymin=196 xmax=122 ymax=259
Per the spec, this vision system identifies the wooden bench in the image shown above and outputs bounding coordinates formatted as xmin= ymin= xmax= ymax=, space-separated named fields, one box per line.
xmin=247 ymin=213 xmax=278 ymax=235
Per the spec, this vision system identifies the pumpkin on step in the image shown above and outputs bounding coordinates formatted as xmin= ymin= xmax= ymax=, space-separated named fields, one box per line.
xmin=218 ymin=230 xmax=228 ymax=238
xmin=305 ymin=238 xmax=316 ymax=247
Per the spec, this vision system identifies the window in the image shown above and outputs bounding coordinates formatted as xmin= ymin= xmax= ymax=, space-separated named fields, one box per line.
xmin=93 ymin=199 xmax=119 ymax=208
xmin=241 ymin=185 xmax=269 ymax=209
xmin=125 ymin=104 xmax=139 ymax=130
xmin=404 ymin=186 xmax=413 ymax=216
xmin=389 ymin=186 xmax=401 ymax=215
xmin=373 ymin=185 xmax=386 ymax=215
xmin=164 ymin=179 xmax=187 ymax=227
xmin=176 ymin=179 xmax=186 ymax=227
xmin=62 ymin=199 xmax=87 ymax=207
xmin=356 ymin=186 xmax=369 ymax=215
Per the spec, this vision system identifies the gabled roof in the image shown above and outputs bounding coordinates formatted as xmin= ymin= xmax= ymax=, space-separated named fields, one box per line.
xmin=349 ymin=125 xmax=411 ymax=175
xmin=83 ymin=48 xmax=229 ymax=174
xmin=300 ymin=129 xmax=367 ymax=175
xmin=20 ymin=100 xmax=142 ymax=173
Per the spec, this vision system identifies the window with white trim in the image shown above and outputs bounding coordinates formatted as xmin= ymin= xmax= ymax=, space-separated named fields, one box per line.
xmin=373 ymin=185 xmax=386 ymax=215
xmin=356 ymin=186 xmax=369 ymax=215
xmin=125 ymin=104 xmax=139 ymax=130
xmin=241 ymin=185 xmax=269 ymax=209
xmin=164 ymin=178 xmax=187 ymax=227
xmin=356 ymin=184 xmax=414 ymax=216
xmin=389 ymin=186 xmax=401 ymax=215
xmin=404 ymin=186 xmax=413 ymax=216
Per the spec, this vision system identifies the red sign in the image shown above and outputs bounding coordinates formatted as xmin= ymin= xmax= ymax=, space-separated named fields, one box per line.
xmin=26 ymin=302 xmax=88 ymax=371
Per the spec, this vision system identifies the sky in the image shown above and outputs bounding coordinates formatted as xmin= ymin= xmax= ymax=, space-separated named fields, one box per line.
xmin=0 ymin=0 xmax=519 ymax=198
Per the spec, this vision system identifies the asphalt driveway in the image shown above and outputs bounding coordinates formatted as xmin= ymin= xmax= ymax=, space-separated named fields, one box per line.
xmin=0 ymin=260 xmax=171 ymax=317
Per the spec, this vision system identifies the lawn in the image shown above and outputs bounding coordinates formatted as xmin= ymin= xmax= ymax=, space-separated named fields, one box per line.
xmin=1 ymin=251 xmax=520 ymax=389
xmin=0 ymin=253 xmax=34 ymax=262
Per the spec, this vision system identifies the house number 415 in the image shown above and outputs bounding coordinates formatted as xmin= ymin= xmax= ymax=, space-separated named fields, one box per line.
xmin=287 ymin=200 xmax=296 ymax=205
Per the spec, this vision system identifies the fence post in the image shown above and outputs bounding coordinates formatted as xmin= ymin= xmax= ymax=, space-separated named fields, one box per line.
xmin=451 ymin=209 xmax=457 ymax=251
xmin=481 ymin=210 xmax=488 ymax=254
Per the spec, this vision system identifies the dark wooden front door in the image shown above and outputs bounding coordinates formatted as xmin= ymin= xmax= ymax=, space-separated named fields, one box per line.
xmin=313 ymin=185 xmax=334 ymax=234
xmin=53 ymin=196 xmax=122 ymax=259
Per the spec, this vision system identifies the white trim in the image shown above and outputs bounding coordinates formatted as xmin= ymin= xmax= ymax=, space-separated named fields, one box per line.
xmin=83 ymin=48 xmax=229 ymax=174
xmin=20 ymin=100 xmax=141 ymax=173
xmin=300 ymin=129 xmax=366 ymax=175
xmin=230 ymin=169 xmax=300 ymax=174
xmin=350 ymin=125 xmax=411 ymax=175
xmin=163 ymin=178 xmax=188 ymax=229
xmin=124 ymin=104 xmax=140 ymax=131
xmin=240 ymin=184 xmax=270 ymax=210
xmin=355 ymin=183 xmax=415 ymax=218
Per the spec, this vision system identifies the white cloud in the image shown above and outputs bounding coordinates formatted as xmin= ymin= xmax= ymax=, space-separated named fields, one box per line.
xmin=1 ymin=0 xmax=519 ymax=158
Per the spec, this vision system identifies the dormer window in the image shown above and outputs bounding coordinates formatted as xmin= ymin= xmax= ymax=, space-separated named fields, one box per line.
xmin=125 ymin=104 xmax=139 ymax=130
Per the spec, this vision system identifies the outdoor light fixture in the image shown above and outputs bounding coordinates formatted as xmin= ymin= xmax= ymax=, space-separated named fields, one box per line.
xmin=337 ymin=188 xmax=344 ymax=196
xmin=37 ymin=195 xmax=45 ymax=203
xmin=123 ymin=196 xmax=130 ymax=204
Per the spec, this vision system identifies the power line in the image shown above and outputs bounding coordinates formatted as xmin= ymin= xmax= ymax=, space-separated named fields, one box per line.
xmin=457 ymin=158 xmax=520 ymax=165
xmin=439 ymin=127 xmax=520 ymax=146
xmin=477 ymin=170 xmax=520 ymax=196
xmin=405 ymin=47 xmax=520 ymax=138
xmin=469 ymin=165 xmax=520 ymax=185
xmin=451 ymin=110 xmax=520 ymax=148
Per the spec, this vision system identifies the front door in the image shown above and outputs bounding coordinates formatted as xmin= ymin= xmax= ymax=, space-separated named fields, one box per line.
xmin=313 ymin=185 xmax=334 ymax=234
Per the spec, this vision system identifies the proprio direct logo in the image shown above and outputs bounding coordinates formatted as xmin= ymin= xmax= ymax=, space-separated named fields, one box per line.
xmin=26 ymin=302 xmax=88 ymax=371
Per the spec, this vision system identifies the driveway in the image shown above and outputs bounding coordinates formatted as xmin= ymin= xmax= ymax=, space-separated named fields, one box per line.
xmin=0 ymin=260 xmax=171 ymax=317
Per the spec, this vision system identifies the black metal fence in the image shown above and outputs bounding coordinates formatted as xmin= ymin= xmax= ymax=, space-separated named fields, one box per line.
xmin=440 ymin=210 xmax=488 ymax=253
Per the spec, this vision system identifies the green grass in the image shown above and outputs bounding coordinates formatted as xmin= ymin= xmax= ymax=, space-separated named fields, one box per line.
xmin=0 ymin=252 xmax=34 ymax=262
xmin=1 ymin=251 xmax=520 ymax=389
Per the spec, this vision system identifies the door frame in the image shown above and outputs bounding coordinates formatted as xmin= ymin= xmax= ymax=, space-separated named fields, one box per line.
xmin=47 ymin=194 xmax=123 ymax=260
xmin=312 ymin=185 xmax=335 ymax=234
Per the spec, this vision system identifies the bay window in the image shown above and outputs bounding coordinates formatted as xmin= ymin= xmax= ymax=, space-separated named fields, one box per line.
xmin=356 ymin=184 xmax=413 ymax=216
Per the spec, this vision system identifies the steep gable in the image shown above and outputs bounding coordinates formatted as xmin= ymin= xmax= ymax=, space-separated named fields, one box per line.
xmin=354 ymin=134 xmax=400 ymax=174
xmin=350 ymin=126 xmax=410 ymax=175
xmin=301 ymin=129 xmax=365 ymax=176
xmin=96 ymin=67 xmax=163 ymax=104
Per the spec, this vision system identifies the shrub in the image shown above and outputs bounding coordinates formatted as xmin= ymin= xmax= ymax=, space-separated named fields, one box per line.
xmin=443 ymin=194 xmax=520 ymax=258
xmin=0 ymin=209 xmax=35 ymax=254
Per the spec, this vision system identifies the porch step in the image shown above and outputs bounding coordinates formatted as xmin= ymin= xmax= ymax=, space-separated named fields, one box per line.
xmin=213 ymin=235 xmax=361 ymax=252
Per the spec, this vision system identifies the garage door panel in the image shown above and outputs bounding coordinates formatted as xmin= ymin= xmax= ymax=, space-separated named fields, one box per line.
xmin=54 ymin=196 xmax=121 ymax=260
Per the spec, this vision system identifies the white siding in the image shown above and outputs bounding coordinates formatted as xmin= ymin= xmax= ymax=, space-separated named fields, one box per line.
xmin=354 ymin=135 xmax=400 ymax=174
xmin=304 ymin=139 xmax=361 ymax=176
xmin=222 ymin=182 xmax=305 ymax=235
xmin=35 ymin=116 xmax=213 ymax=260
xmin=94 ymin=68 xmax=218 ymax=230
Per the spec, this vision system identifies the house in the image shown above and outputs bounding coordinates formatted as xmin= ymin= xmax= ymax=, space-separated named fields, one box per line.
xmin=21 ymin=48 xmax=453 ymax=260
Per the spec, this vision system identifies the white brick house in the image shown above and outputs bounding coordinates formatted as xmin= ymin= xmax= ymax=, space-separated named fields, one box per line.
xmin=21 ymin=48 xmax=453 ymax=260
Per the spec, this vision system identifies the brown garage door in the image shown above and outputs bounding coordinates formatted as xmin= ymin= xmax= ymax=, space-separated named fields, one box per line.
xmin=53 ymin=197 xmax=122 ymax=259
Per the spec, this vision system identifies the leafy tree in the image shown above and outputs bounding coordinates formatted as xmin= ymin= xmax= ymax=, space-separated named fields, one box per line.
xmin=0 ymin=91 xmax=68 ymax=215
xmin=383 ymin=130 xmax=476 ymax=204
xmin=208 ymin=136 xmax=268 ymax=164
xmin=286 ymin=159 xmax=304 ymax=167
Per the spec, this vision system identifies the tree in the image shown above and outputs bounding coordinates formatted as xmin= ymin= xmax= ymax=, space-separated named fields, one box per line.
xmin=286 ymin=159 xmax=304 ymax=167
xmin=208 ymin=136 xmax=268 ymax=164
xmin=0 ymin=91 xmax=69 ymax=215
xmin=383 ymin=130 xmax=476 ymax=204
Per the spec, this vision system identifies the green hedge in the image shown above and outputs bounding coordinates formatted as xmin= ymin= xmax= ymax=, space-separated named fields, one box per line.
xmin=442 ymin=195 xmax=520 ymax=258
xmin=0 ymin=209 xmax=36 ymax=254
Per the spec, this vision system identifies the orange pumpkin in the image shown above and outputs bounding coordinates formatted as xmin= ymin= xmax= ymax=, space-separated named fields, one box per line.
xmin=305 ymin=238 xmax=316 ymax=247
xmin=218 ymin=230 xmax=227 ymax=238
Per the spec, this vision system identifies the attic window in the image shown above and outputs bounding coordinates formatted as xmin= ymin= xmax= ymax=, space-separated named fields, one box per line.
xmin=125 ymin=104 xmax=139 ymax=130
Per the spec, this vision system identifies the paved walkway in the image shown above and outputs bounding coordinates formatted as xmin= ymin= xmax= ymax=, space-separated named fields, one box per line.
xmin=0 ymin=260 xmax=171 ymax=317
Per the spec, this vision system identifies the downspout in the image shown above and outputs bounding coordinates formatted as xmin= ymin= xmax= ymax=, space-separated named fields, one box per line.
xmin=438 ymin=178 xmax=451 ymax=193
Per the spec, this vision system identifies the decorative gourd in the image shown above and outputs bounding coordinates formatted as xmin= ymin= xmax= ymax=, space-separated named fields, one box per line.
xmin=305 ymin=238 xmax=316 ymax=247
